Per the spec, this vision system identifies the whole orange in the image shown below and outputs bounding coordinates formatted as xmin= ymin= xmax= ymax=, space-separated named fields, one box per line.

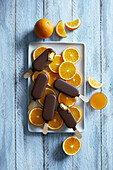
xmin=34 ymin=18 xmax=54 ymax=39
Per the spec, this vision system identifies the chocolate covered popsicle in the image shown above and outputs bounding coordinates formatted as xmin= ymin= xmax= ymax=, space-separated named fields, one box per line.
xmin=28 ymin=73 xmax=49 ymax=110
xmin=57 ymin=103 xmax=82 ymax=138
xmin=24 ymin=48 xmax=56 ymax=79
xmin=42 ymin=94 xmax=56 ymax=135
xmin=54 ymin=79 xmax=89 ymax=102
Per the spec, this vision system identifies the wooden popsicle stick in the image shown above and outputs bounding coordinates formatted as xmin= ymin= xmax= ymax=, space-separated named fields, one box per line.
xmin=28 ymin=100 xmax=36 ymax=111
xmin=24 ymin=69 xmax=33 ymax=79
xmin=74 ymin=129 xmax=82 ymax=139
xmin=79 ymin=94 xmax=89 ymax=103
xmin=43 ymin=123 xmax=48 ymax=135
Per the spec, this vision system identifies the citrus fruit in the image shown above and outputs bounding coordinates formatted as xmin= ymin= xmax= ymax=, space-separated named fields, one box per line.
xmin=69 ymin=106 xmax=83 ymax=123
xmin=62 ymin=47 xmax=81 ymax=64
xmin=59 ymin=61 xmax=77 ymax=80
xmin=38 ymin=87 xmax=57 ymax=106
xmin=88 ymin=77 xmax=103 ymax=89
xmin=58 ymin=93 xmax=77 ymax=107
xmin=55 ymin=20 xmax=67 ymax=38
xmin=65 ymin=18 xmax=81 ymax=30
xmin=29 ymin=107 xmax=45 ymax=126
xmin=62 ymin=136 xmax=82 ymax=155
xmin=34 ymin=18 xmax=54 ymax=39
xmin=33 ymin=46 xmax=48 ymax=60
xmin=32 ymin=70 xmax=49 ymax=83
xmin=49 ymin=54 xmax=63 ymax=73
xmin=67 ymin=71 xmax=83 ymax=88
xmin=48 ymin=71 xmax=60 ymax=87
xmin=48 ymin=111 xmax=64 ymax=130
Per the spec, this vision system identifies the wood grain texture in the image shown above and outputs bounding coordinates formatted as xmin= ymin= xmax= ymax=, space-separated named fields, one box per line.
xmin=0 ymin=0 xmax=16 ymax=169
xmin=15 ymin=0 xmax=44 ymax=169
xmin=101 ymin=0 xmax=113 ymax=170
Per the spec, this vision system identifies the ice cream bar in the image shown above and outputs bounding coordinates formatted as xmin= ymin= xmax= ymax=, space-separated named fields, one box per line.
xmin=28 ymin=73 xmax=48 ymax=111
xmin=32 ymin=48 xmax=55 ymax=71
xmin=42 ymin=94 xmax=56 ymax=135
xmin=54 ymin=79 xmax=89 ymax=102
xmin=57 ymin=103 xmax=82 ymax=138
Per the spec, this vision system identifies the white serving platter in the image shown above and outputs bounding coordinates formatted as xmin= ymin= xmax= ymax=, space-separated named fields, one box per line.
xmin=28 ymin=42 xmax=86 ymax=133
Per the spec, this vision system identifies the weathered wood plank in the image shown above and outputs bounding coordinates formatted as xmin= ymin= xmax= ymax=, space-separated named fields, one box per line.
xmin=101 ymin=0 xmax=113 ymax=169
xmin=72 ymin=0 xmax=101 ymax=169
xmin=43 ymin=0 xmax=73 ymax=170
xmin=0 ymin=0 xmax=16 ymax=169
xmin=15 ymin=0 xmax=44 ymax=169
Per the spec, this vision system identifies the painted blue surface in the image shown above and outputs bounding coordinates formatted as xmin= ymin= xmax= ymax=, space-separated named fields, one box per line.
xmin=0 ymin=0 xmax=113 ymax=170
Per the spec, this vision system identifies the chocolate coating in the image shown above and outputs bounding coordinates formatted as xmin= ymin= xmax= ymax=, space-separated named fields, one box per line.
xmin=57 ymin=104 xmax=77 ymax=130
xmin=54 ymin=79 xmax=80 ymax=97
xmin=42 ymin=94 xmax=56 ymax=122
xmin=32 ymin=48 xmax=55 ymax=71
xmin=31 ymin=73 xmax=48 ymax=100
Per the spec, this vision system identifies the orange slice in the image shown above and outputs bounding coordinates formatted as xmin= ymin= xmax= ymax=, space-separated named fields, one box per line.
xmin=67 ymin=71 xmax=83 ymax=88
xmin=48 ymin=111 xmax=64 ymax=130
xmin=33 ymin=46 xmax=48 ymax=60
xmin=62 ymin=47 xmax=81 ymax=64
xmin=62 ymin=136 xmax=82 ymax=156
xmin=70 ymin=106 xmax=83 ymax=123
xmin=28 ymin=107 xmax=45 ymax=126
xmin=58 ymin=93 xmax=77 ymax=107
xmin=65 ymin=18 xmax=81 ymax=30
xmin=32 ymin=70 xmax=49 ymax=83
xmin=49 ymin=54 xmax=63 ymax=73
xmin=59 ymin=61 xmax=77 ymax=80
xmin=48 ymin=71 xmax=60 ymax=87
xmin=55 ymin=20 xmax=67 ymax=38
xmin=38 ymin=87 xmax=57 ymax=106
xmin=88 ymin=77 xmax=103 ymax=89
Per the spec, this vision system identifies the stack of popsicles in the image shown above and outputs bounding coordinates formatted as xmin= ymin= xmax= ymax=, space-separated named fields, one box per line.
xmin=24 ymin=48 xmax=89 ymax=137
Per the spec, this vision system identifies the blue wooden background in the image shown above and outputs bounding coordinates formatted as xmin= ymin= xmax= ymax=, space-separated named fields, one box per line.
xmin=0 ymin=0 xmax=113 ymax=170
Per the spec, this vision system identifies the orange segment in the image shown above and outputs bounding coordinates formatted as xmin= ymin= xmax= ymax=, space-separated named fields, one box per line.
xmin=48 ymin=111 xmax=64 ymax=130
xmin=48 ymin=71 xmax=60 ymax=87
xmin=49 ymin=54 xmax=63 ymax=73
xmin=59 ymin=61 xmax=77 ymax=80
xmin=33 ymin=46 xmax=48 ymax=60
xmin=38 ymin=87 xmax=57 ymax=106
xmin=55 ymin=20 xmax=67 ymax=38
xmin=32 ymin=70 xmax=49 ymax=83
xmin=29 ymin=107 xmax=45 ymax=126
xmin=67 ymin=71 xmax=83 ymax=88
xmin=88 ymin=77 xmax=103 ymax=89
xmin=62 ymin=47 xmax=81 ymax=64
xmin=62 ymin=136 xmax=82 ymax=156
xmin=58 ymin=93 xmax=77 ymax=107
xmin=65 ymin=18 xmax=81 ymax=30
xmin=69 ymin=106 xmax=83 ymax=123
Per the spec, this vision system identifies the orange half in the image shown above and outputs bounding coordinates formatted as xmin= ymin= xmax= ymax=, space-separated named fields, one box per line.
xmin=62 ymin=136 xmax=82 ymax=155
xmin=56 ymin=20 xmax=67 ymax=38
xmin=58 ymin=93 xmax=77 ymax=107
xmin=65 ymin=18 xmax=81 ymax=30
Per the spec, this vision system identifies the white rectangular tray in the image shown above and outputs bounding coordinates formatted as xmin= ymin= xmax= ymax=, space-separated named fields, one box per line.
xmin=28 ymin=42 xmax=86 ymax=133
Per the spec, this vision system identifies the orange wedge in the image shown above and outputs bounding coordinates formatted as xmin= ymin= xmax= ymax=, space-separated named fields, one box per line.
xmin=70 ymin=106 xmax=83 ymax=123
xmin=48 ymin=111 xmax=64 ymax=130
xmin=33 ymin=46 xmax=48 ymax=60
xmin=38 ymin=87 xmax=57 ymax=106
xmin=62 ymin=136 xmax=82 ymax=156
xmin=67 ymin=71 xmax=83 ymax=88
xmin=62 ymin=47 xmax=81 ymax=64
xmin=88 ymin=77 xmax=103 ymax=89
xmin=49 ymin=54 xmax=63 ymax=73
xmin=65 ymin=18 xmax=81 ymax=30
xmin=59 ymin=61 xmax=77 ymax=80
xmin=55 ymin=20 xmax=67 ymax=38
xmin=48 ymin=71 xmax=60 ymax=87
xmin=58 ymin=93 xmax=77 ymax=107
xmin=28 ymin=107 xmax=45 ymax=126
xmin=32 ymin=70 xmax=49 ymax=83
